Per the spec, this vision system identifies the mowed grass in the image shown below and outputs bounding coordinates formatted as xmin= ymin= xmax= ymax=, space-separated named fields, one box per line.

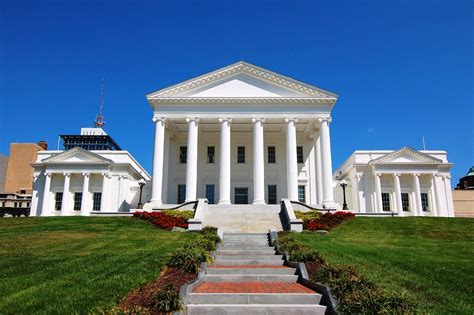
xmin=0 ymin=217 xmax=198 ymax=314
xmin=295 ymin=217 xmax=474 ymax=314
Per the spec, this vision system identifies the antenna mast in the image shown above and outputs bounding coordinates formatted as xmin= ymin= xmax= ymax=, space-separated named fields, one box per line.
xmin=94 ymin=78 xmax=105 ymax=128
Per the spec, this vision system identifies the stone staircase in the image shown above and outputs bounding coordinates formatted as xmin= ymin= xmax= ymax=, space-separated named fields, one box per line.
xmin=202 ymin=205 xmax=284 ymax=233
xmin=186 ymin=233 xmax=326 ymax=314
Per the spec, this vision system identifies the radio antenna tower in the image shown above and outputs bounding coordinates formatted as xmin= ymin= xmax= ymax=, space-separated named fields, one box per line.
xmin=94 ymin=78 xmax=105 ymax=128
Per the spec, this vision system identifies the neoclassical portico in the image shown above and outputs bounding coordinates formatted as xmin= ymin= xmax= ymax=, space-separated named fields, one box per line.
xmin=145 ymin=61 xmax=340 ymax=208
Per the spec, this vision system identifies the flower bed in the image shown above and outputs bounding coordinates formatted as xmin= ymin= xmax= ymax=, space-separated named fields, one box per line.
xmin=133 ymin=210 xmax=194 ymax=230
xmin=276 ymin=232 xmax=415 ymax=314
xmin=295 ymin=210 xmax=355 ymax=231
xmin=117 ymin=227 xmax=220 ymax=314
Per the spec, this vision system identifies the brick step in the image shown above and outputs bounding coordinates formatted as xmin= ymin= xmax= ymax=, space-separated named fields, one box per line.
xmin=217 ymin=248 xmax=276 ymax=255
xmin=188 ymin=293 xmax=322 ymax=304
xmin=207 ymin=267 xmax=296 ymax=275
xmin=204 ymin=274 xmax=298 ymax=283
xmin=194 ymin=282 xmax=315 ymax=294
xmin=216 ymin=254 xmax=282 ymax=260
xmin=214 ymin=259 xmax=284 ymax=266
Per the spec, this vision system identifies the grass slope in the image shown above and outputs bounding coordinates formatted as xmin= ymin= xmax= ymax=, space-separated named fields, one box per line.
xmin=295 ymin=217 xmax=474 ymax=314
xmin=0 ymin=217 xmax=197 ymax=314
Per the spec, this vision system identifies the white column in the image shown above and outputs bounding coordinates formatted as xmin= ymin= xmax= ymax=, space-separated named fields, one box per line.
xmin=352 ymin=174 xmax=364 ymax=213
xmin=432 ymin=174 xmax=443 ymax=216
xmin=374 ymin=173 xmax=383 ymax=213
xmin=285 ymin=117 xmax=298 ymax=201
xmin=60 ymin=173 xmax=71 ymax=216
xmin=412 ymin=173 xmax=423 ymax=216
xmin=314 ymin=130 xmax=323 ymax=205
xmin=185 ymin=117 xmax=199 ymax=202
xmin=30 ymin=175 xmax=39 ymax=216
xmin=150 ymin=116 xmax=166 ymax=206
xmin=80 ymin=173 xmax=90 ymax=216
xmin=319 ymin=117 xmax=335 ymax=206
xmin=100 ymin=173 xmax=109 ymax=212
xmin=40 ymin=173 xmax=52 ymax=216
xmin=443 ymin=175 xmax=455 ymax=217
xmin=393 ymin=173 xmax=403 ymax=215
xmin=218 ymin=118 xmax=232 ymax=204
xmin=252 ymin=118 xmax=265 ymax=204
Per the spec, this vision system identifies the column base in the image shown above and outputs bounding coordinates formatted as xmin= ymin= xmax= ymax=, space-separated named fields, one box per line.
xmin=322 ymin=201 xmax=341 ymax=210
xmin=143 ymin=200 xmax=162 ymax=211
xmin=253 ymin=200 xmax=266 ymax=205
xmin=218 ymin=200 xmax=231 ymax=205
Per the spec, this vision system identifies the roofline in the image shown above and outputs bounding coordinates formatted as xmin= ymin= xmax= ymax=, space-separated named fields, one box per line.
xmin=146 ymin=61 xmax=339 ymax=99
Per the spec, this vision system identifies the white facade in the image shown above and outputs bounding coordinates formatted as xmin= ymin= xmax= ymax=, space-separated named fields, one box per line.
xmin=144 ymin=61 xmax=340 ymax=209
xmin=333 ymin=147 xmax=455 ymax=216
xmin=31 ymin=147 xmax=151 ymax=216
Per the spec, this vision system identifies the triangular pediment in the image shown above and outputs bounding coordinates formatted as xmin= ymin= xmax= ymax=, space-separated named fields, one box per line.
xmin=147 ymin=61 xmax=337 ymax=99
xmin=42 ymin=147 xmax=113 ymax=164
xmin=370 ymin=147 xmax=442 ymax=165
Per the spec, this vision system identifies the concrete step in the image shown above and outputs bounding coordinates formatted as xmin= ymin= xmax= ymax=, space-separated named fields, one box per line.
xmin=187 ymin=304 xmax=326 ymax=315
xmin=222 ymin=242 xmax=270 ymax=247
xmin=217 ymin=249 xmax=276 ymax=255
xmin=188 ymin=293 xmax=322 ymax=304
xmin=219 ymin=245 xmax=273 ymax=250
xmin=207 ymin=267 xmax=296 ymax=275
xmin=213 ymin=259 xmax=285 ymax=266
xmin=203 ymin=275 xmax=298 ymax=283
xmin=224 ymin=233 xmax=269 ymax=237
xmin=215 ymin=254 xmax=283 ymax=260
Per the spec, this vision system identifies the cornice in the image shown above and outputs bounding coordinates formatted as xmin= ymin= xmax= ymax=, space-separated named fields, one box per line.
xmin=151 ymin=97 xmax=335 ymax=105
xmin=148 ymin=62 xmax=337 ymax=99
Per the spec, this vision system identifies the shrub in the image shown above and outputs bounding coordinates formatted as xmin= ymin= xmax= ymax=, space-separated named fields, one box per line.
xmin=104 ymin=305 xmax=150 ymax=315
xmin=162 ymin=210 xmax=194 ymax=220
xmin=149 ymin=284 xmax=183 ymax=313
xmin=167 ymin=246 xmax=208 ymax=273
xmin=201 ymin=226 xmax=218 ymax=235
xmin=295 ymin=210 xmax=321 ymax=221
xmin=276 ymin=233 xmax=325 ymax=264
xmin=302 ymin=211 xmax=355 ymax=231
xmin=200 ymin=226 xmax=221 ymax=244
xmin=191 ymin=237 xmax=217 ymax=251
xmin=133 ymin=211 xmax=188 ymax=230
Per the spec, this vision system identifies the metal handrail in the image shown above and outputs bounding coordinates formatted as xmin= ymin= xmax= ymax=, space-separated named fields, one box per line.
xmin=290 ymin=200 xmax=330 ymax=212
xmin=151 ymin=200 xmax=198 ymax=211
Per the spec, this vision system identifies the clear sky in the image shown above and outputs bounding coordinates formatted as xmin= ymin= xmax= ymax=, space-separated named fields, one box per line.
xmin=1 ymin=0 xmax=472 ymax=186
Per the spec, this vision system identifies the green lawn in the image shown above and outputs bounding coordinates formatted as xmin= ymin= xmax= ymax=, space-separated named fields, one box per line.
xmin=0 ymin=217 xmax=197 ymax=314
xmin=295 ymin=217 xmax=474 ymax=315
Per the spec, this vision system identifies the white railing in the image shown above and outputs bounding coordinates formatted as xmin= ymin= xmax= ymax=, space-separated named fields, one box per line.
xmin=280 ymin=198 xmax=303 ymax=232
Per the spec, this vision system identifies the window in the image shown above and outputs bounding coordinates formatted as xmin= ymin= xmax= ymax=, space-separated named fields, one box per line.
xmin=297 ymin=146 xmax=304 ymax=164
xmin=401 ymin=193 xmax=410 ymax=211
xmin=381 ymin=193 xmax=391 ymax=211
xmin=268 ymin=146 xmax=276 ymax=164
xmin=55 ymin=192 xmax=63 ymax=211
xmin=93 ymin=192 xmax=102 ymax=211
xmin=206 ymin=185 xmax=215 ymax=204
xmin=298 ymin=185 xmax=306 ymax=203
xmin=2 ymin=201 xmax=5 ymax=207
xmin=237 ymin=146 xmax=245 ymax=163
xmin=421 ymin=193 xmax=430 ymax=211
xmin=268 ymin=185 xmax=277 ymax=204
xmin=235 ymin=187 xmax=248 ymax=204
xmin=179 ymin=146 xmax=187 ymax=164
xmin=20 ymin=190 xmax=26 ymax=194
xmin=207 ymin=146 xmax=215 ymax=164
xmin=14 ymin=202 xmax=17 ymax=208
xmin=177 ymin=185 xmax=186 ymax=204
xmin=27 ymin=202 xmax=30 ymax=208
xmin=74 ymin=192 xmax=82 ymax=211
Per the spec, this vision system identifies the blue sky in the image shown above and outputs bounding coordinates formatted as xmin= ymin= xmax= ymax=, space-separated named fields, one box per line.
xmin=1 ymin=0 xmax=472 ymax=186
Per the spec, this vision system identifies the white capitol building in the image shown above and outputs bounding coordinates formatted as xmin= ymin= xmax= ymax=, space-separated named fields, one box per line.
xmin=30 ymin=62 xmax=455 ymax=226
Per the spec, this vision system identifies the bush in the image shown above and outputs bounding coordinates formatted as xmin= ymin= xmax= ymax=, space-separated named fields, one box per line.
xmin=162 ymin=210 xmax=195 ymax=220
xmin=149 ymin=284 xmax=183 ymax=313
xmin=191 ymin=237 xmax=217 ymax=252
xmin=104 ymin=305 xmax=150 ymax=315
xmin=133 ymin=211 xmax=188 ymax=230
xmin=313 ymin=264 xmax=415 ymax=314
xmin=295 ymin=210 xmax=321 ymax=221
xmin=201 ymin=226 xmax=218 ymax=235
xmin=200 ymin=226 xmax=221 ymax=244
xmin=167 ymin=246 xmax=208 ymax=273
xmin=276 ymin=233 xmax=325 ymax=264
xmin=303 ymin=211 xmax=355 ymax=231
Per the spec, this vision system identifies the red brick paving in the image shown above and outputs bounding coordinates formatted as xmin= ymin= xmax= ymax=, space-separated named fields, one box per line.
xmin=194 ymin=282 xmax=316 ymax=294
xmin=209 ymin=265 xmax=289 ymax=269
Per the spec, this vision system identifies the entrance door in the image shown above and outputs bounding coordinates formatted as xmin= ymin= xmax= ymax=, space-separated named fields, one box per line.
xmin=234 ymin=187 xmax=248 ymax=204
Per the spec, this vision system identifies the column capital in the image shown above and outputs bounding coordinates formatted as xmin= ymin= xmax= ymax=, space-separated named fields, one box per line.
xmin=355 ymin=173 xmax=363 ymax=179
xmin=152 ymin=116 xmax=166 ymax=123
xmin=392 ymin=173 xmax=401 ymax=177
xmin=285 ymin=117 xmax=298 ymax=123
xmin=82 ymin=172 xmax=90 ymax=177
xmin=412 ymin=173 xmax=421 ymax=178
xmin=374 ymin=172 xmax=382 ymax=177
xmin=63 ymin=172 xmax=71 ymax=177
xmin=45 ymin=172 xmax=52 ymax=177
xmin=252 ymin=117 xmax=266 ymax=123
xmin=318 ymin=117 xmax=332 ymax=124
xmin=186 ymin=117 xmax=200 ymax=123
xmin=218 ymin=117 xmax=232 ymax=124
xmin=101 ymin=172 xmax=110 ymax=178
xmin=443 ymin=175 xmax=451 ymax=180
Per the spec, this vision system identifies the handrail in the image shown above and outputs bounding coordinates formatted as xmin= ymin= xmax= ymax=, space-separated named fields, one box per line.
xmin=290 ymin=200 xmax=327 ymax=211
xmin=151 ymin=200 xmax=198 ymax=211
